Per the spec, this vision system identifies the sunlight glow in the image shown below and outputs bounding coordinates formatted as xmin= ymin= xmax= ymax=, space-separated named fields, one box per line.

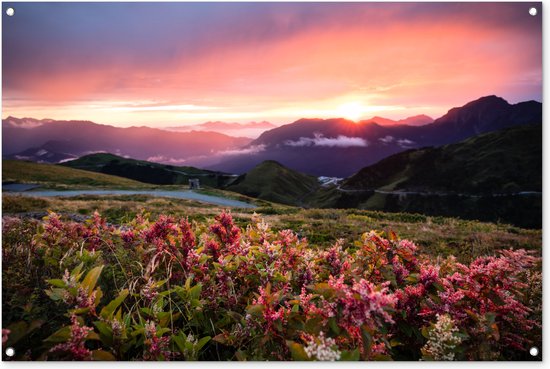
xmin=336 ymin=102 xmax=365 ymax=122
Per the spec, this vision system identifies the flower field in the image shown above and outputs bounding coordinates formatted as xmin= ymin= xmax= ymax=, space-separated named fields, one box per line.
xmin=2 ymin=210 xmax=542 ymax=361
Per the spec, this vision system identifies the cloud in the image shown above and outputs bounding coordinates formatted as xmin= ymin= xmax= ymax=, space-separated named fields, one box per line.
xmin=284 ymin=133 xmax=368 ymax=148
xmin=397 ymin=138 xmax=415 ymax=148
xmin=146 ymin=155 xmax=188 ymax=164
xmin=378 ymin=136 xmax=415 ymax=148
xmin=3 ymin=3 xmax=541 ymax=127
xmin=378 ymin=135 xmax=395 ymax=144
xmin=217 ymin=144 xmax=266 ymax=156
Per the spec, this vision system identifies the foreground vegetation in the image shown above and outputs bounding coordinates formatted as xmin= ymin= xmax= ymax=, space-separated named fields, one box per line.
xmin=2 ymin=207 xmax=541 ymax=361
xmin=3 ymin=194 xmax=541 ymax=262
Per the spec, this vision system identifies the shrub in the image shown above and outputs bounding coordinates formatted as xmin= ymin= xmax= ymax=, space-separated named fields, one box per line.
xmin=1 ymin=211 xmax=541 ymax=361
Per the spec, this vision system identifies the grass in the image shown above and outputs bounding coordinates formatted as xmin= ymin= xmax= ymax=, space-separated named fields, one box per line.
xmin=3 ymin=193 xmax=541 ymax=263
xmin=3 ymin=160 xmax=151 ymax=189
xmin=62 ymin=153 xmax=237 ymax=187
xmin=227 ymin=160 xmax=320 ymax=206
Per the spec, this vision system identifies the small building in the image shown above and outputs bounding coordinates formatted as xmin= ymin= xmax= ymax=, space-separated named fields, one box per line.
xmin=189 ymin=179 xmax=200 ymax=190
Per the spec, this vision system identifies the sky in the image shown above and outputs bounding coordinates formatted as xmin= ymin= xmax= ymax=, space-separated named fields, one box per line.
xmin=2 ymin=2 xmax=543 ymax=128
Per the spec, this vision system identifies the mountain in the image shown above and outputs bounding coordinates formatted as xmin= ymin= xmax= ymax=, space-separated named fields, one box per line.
xmin=5 ymin=140 xmax=78 ymax=163
xmin=165 ymin=121 xmax=277 ymax=138
xmin=365 ymin=114 xmax=433 ymax=126
xmin=2 ymin=117 xmax=252 ymax=166
xmin=62 ymin=153 xmax=237 ymax=187
xmin=208 ymin=96 xmax=541 ymax=177
xmin=3 ymin=159 xmax=147 ymax=188
xmin=225 ymin=160 xmax=320 ymax=206
xmin=423 ymin=95 xmax=542 ymax=142
xmin=314 ymin=124 xmax=542 ymax=228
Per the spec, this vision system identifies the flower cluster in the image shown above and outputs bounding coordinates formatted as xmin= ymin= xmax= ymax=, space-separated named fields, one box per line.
xmin=2 ymin=211 xmax=542 ymax=361
xmin=49 ymin=315 xmax=93 ymax=360
xmin=421 ymin=314 xmax=463 ymax=361
xmin=303 ymin=332 xmax=341 ymax=361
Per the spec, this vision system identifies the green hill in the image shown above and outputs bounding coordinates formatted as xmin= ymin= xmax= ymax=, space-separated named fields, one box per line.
xmin=342 ymin=124 xmax=541 ymax=194
xmin=226 ymin=160 xmax=320 ymax=206
xmin=313 ymin=124 xmax=542 ymax=228
xmin=61 ymin=153 xmax=237 ymax=188
xmin=3 ymin=160 xmax=147 ymax=188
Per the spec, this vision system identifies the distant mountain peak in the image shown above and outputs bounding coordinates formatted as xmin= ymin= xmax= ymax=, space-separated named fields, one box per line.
xmin=463 ymin=95 xmax=509 ymax=108
xmin=362 ymin=114 xmax=433 ymax=127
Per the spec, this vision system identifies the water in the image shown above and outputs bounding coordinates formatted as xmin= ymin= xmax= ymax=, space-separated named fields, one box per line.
xmin=9 ymin=189 xmax=256 ymax=208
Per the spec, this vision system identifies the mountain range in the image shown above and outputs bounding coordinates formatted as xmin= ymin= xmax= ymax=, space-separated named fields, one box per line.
xmin=165 ymin=121 xmax=277 ymax=138
xmin=363 ymin=114 xmax=433 ymax=126
xmin=228 ymin=124 xmax=541 ymax=228
xmin=3 ymin=95 xmax=542 ymax=178
xmin=3 ymin=117 xmax=251 ymax=166
xmin=208 ymin=96 xmax=542 ymax=176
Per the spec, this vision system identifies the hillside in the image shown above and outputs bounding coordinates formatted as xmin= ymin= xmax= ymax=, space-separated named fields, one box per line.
xmin=314 ymin=124 xmax=542 ymax=228
xmin=226 ymin=160 xmax=320 ymax=205
xmin=62 ymin=153 xmax=237 ymax=187
xmin=2 ymin=160 xmax=148 ymax=188
xmin=342 ymin=124 xmax=541 ymax=193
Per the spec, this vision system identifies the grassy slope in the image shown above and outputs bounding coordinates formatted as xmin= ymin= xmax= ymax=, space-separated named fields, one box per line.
xmin=2 ymin=194 xmax=541 ymax=262
xmin=226 ymin=160 xmax=320 ymax=206
xmin=342 ymin=124 xmax=541 ymax=193
xmin=2 ymin=159 xmax=149 ymax=189
xmin=311 ymin=125 xmax=542 ymax=228
xmin=62 ymin=153 xmax=236 ymax=187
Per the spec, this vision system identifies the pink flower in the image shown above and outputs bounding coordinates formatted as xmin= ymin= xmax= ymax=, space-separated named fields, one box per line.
xmin=328 ymin=276 xmax=396 ymax=330
xmin=2 ymin=329 xmax=10 ymax=345
xmin=49 ymin=315 xmax=92 ymax=360
xmin=419 ymin=265 xmax=440 ymax=287
xmin=210 ymin=211 xmax=241 ymax=253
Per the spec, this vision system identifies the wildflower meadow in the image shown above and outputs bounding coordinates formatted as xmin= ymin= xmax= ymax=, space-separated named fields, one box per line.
xmin=2 ymin=211 xmax=542 ymax=361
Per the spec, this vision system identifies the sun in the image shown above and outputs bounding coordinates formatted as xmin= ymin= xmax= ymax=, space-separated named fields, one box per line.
xmin=336 ymin=102 xmax=364 ymax=121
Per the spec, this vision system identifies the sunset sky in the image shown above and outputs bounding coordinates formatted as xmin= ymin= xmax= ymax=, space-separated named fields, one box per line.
xmin=2 ymin=2 xmax=542 ymax=128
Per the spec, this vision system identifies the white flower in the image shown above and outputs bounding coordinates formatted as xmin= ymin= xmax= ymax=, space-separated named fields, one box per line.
xmin=303 ymin=332 xmax=341 ymax=361
xmin=422 ymin=314 xmax=463 ymax=361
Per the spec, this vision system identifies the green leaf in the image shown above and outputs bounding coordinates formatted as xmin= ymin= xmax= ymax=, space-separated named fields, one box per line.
xmin=81 ymin=265 xmax=104 ymax=294
xmin=196 ymin=336 xmax=211 ymax=351
xmin=235 ymin=350 xmax=247 ymax=361
xmin=100 ymin=289 xmax=129 ymax=319
xmin=94 ymin=321 xmax=113 ymax=346
xmin=69 ymin=307 xmax=91 ymax=315
xmin=421 ymin=326 xmax=430 ymax=339
xmin=246 ymin=304 xmax=265 ymax=317
xmin=172 ymin=334 xmax=186 ymax=354
xmin=312 ymin=283 xmax=334 ymax=298
xmin=87 ymin=331 xmax=101 ymax=341
xmin=305 ymin=316 xmax=323 ymax=335
xmin=157 ymin=327 xmax=171 ymax=336
xmin=340 ymin=349 xmax=360 ymax=361
xmin=46 ymin=279 xmax=66 ymax=288
xmin=44 ymin=326 xmax=71 ymax=343
xmin=361 ymin=325 xmax=373 ymax=357
xmin=329 ymin=317 xmax=341 ymax=335
xmin=5 ymin=321 xmax=29 ymax=346
xmin=189 ymin=284 xmax=202 ymax=300
xmin=287 ymin=341 xmax=310 ymax=361
xmin=45 ymin=288 xmax=66 ymax=301
xmin=92 ymin=350 xmax=116 ymax=361
xmin=372 ymin=354 xmax=393 ymax=361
